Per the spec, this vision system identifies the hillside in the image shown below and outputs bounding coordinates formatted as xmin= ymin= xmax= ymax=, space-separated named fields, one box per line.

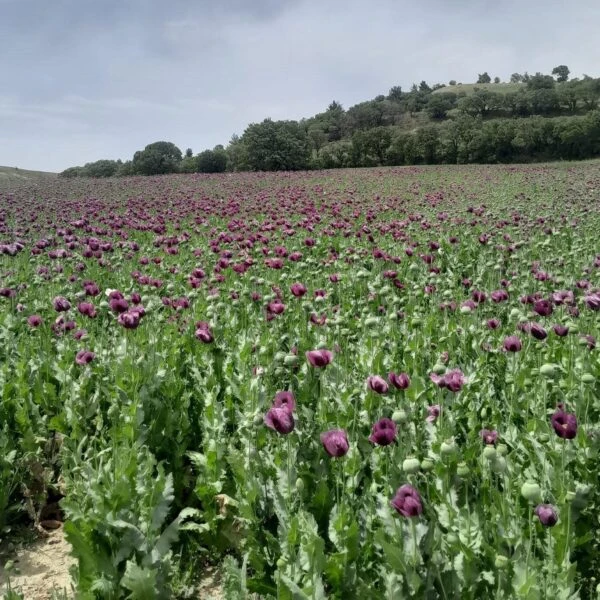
xmin=0 ymin=166 xmax=56 ymax=187
xmin=60 ymin=68 xmax=600 ymax=177
xmin=432 ymin=82 xmax=523 ymax=95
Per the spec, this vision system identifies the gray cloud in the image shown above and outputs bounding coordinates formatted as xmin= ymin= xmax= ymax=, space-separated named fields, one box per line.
xmin=1 ymin=0 xmax=599 ymax=171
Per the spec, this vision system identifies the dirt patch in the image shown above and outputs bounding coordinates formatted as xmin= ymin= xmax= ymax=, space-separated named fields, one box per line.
xmin=0 ymin=527 xmax=74 ymax=599
xmin=196 ymin=565 xmax=226 ymax=600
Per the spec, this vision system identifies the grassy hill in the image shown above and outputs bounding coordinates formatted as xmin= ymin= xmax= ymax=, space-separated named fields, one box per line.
xmin=432 ymin=82 xmax=523 ymax=95
xmin=0 ymin=166 xmax=56 ymax=187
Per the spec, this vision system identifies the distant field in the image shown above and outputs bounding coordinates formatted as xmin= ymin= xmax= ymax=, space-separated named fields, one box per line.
xmin=433 ymin=82 xmax=524 ymax=95
xmin=0 ymin=166 xmax=56 ymax=186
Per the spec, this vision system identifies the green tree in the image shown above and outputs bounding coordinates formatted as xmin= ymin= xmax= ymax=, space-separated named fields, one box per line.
xmin=241 ymin=119 xmax=310 ymax=171
xmin=552 ymin=65 xmax=570 ymax=82
xmin=185 ymin=148 xmax=193 ymax=158
xmin=387 ymin=86 xmax=403 ymax=102
xmin=494 ymin=77 xmax=501 ymax=84
xmin=510 ymin=73 xmax=523 ymax=83
xmin=526 ymin=73 xmax=555 ymax=90
xmin=132 ymin=141 xmax=182 ymax=175
xmin=477 ymin=72 xmax=492 ymax=84
xmin=426 ymin=93 xmax=457 ymax=120
xmin=195 ymin=148 xmax=228 ymax=173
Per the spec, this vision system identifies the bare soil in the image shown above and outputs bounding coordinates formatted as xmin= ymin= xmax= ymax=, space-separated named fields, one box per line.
xmin=0 ymin=526 xmax=74 ymax=599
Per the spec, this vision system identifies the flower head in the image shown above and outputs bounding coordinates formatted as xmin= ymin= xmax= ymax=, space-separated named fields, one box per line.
xmin=391 ymin=484 xmax=423 ymax=517
xmin=367 ymin=375 xmax=389 ymax=394
xmin=551 ymin=408 xmax=577 ymax=439
xmin=264 ymin=406 xmax=295 ymax=434
xmin=534 ymin=504 xmax=558 ymax=527
xmin=503 ymin=335 xmax=522 ymax=352
xmin=75 ymin=349 xmax=95 ymax=365
xmin=306 ymin=349 xmax=333 ymax=368
xmin=480 ymin=429 xmax=498 ymax=445
xmin=320 ymin=429 xmax=349 ymax=457
xmin=273 ymin=391 xmax=296 ymax=412
xmin=368 ymin=418 xmax=397 ymax=446
xmin=389 ymin=372 xmax=410 ymax=390
xmin=430 ymin=369 xmax=465 ymax=392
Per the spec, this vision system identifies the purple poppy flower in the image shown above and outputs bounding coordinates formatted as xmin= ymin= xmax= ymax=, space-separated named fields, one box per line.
xmin=290 ymin=283 xmax=307 ymax=297
xmin=77 ymin=302 xmax=97 ymax=318
xmin=551 ymin=408 xmax=577 ymax=439
xmin=195 ymin=322 xmax=214 ymax=343
xmin=584 ymin=294 xmax=600 ymax=311
xmin=368 ymin=418 xmax=397 ymax=446
xmin=391 ymin=484 xmax=423 ymax=517
xmin=503 ymin=335 xmax=522 ymax=352
xmin=581 ymin=334 xmax=596 ymax=350
xmin=320 ymin=429 xmax=349 ymax=457
xmin=367 ymin=375 xmax=389 ymax=394
xmin=273 ymin=391 xmax=296 ymax=412
xmin=53 ymin=296 xmax=71 ymax=312
xmin=426 ymin=405 xmax=441 ymax=423
xmin=75 ymin=350 xmax=95 ymax=365
xmin=389 ymin=372 xmax=410 ymax=390
xmin=553 ymin=324 xmax=569 ymax=337
xmin=267 ymin=300 xmax=285 ymax=315
xmin=264 ymin=407 xmax=295 ymax=434
xmin=118 ymin=310 xmax=141 ymax=330
xmin=27 ymin=315 xmax=43 ymax=328
xmin=110 ymin=298 xmax=129 ymax=314
xmin=430 ymin=369 xmax=466 ymax=392
xmin=533 ymin=300 xmax=553 ymax=317
xmin=490 ymin=289 xmax=509 ymax=303
xmin=534 ymin=504 xmax=558 ymax=527
xmin=529 ymin=323 xmax=547 ymax=340
xmin=480 ymin=429 xmax=498 ymax=445
xmin=306 ymin=349 xmax=333 ymax=368
xmin=487 ymin=318 xmax=501 ymax=329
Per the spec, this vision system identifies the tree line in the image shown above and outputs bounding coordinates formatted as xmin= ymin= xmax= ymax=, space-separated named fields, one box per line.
xmin=60 ymin=66 xmax=600 ymax=177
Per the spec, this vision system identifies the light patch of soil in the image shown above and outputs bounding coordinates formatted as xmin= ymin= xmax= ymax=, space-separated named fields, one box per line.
xmin=196 ymin=566 xmax=225 ymax=600
xmin=0 ymin=527 xmax=74 ymax=599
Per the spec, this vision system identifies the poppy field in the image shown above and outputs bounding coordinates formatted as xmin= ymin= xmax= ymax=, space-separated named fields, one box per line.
xmin=1 ymin=162 xmax=599 ymax=599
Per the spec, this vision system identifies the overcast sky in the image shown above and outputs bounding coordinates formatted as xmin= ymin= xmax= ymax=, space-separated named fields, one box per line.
xmin=1 ymin=0 xmax=599 ymax=172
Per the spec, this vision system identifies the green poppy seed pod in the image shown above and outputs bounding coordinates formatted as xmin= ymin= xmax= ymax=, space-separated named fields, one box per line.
xmin=567 ymin=321 xmax=578 ymax=333
xmin=392 ymin=410 xmax=408 ymax=423
xmin=284 ymin=355 xmax=299 ymax=367
xmin=480 ymin=406 xmax=488 ymax=419
xmin=521 ymin=481 xmax=542 ymax=503
xmin=457 ymin=462 xmax=470 ymax=477
xmin=420 ymin=458 xmax=435 ymax=471
xmin=447 ymin=533 xmax=458 ymax=544
xmin=388 ymin=312 xmax=398 ymax=321
xmin=523 ymin=378 xmax=533 ymax=387
xmin=364 ymin=316 xmax=379 ymax=327
xmin=432 ymin=363 xmax=446 ymax=375
xmin=295 ymin=478 xmax=304 ymax=492
xmin=460 ymin=305 xmax=472 ymax=314
xmin=509 ymin=308 xmax=521 ymax=320
xmin=538 ymin=433 xmax=550 ymax=443
xmin=483 ymin=446 xmax=497 ymax=461
xmin=274 ymin=351 xmax=287 ymax=363
xmin=316 ymin=340 xmax=328 ymax=350
xmin=565 ymin=491 xmax=576 ymax=503
xmin=253 ymin=412 xmax=263 ymax=426
xmin=491 ymin=456 xmax=507 ymax=473
xmin=402 ymin=458 xmax=421 ymax=474
xmin=582 ymin=373 xmax=595 ymax=384
xmin=495 ymin=555 xmax=510 ymax=569
xmin=497 ymin=444 xmax=508 ymax=456
xmin=440 ymin=438 xmax=457 ymax=457
xmin=411 ymin=317 xmax=422 ymax=327
xmin=276 ymin=558 xmax=286 ymax=569
xmin=540 ymin=363 xmax=557 ymax=377
xmin=256 ymin=278 xmax=265 ymax=285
